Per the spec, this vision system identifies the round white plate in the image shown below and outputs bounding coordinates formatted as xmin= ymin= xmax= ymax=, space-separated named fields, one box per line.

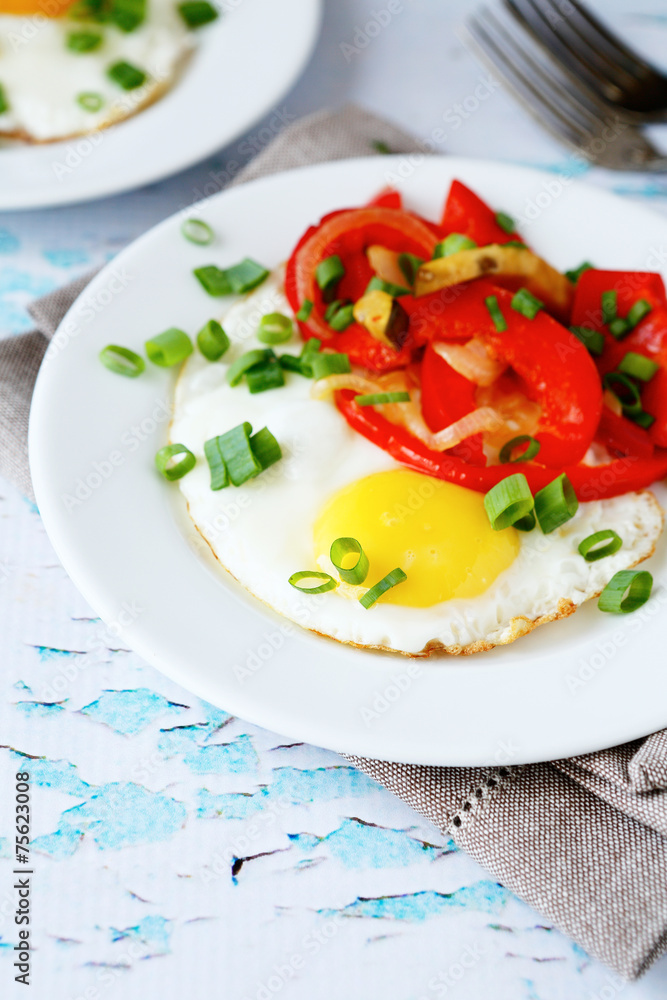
xmin=0 ymin=0 xmax=321 ymax=210
xmin=29 ymin=156 xmax=667 ymax=765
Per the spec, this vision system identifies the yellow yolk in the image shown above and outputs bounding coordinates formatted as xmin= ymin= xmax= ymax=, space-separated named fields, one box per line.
xmin=314 ymin=469 xmax=519 ymax=608
xmin=0 ymin=0 xmax=74 ymax=13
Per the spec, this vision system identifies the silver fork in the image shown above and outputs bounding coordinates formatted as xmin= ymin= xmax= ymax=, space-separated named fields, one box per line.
xmin=461 ymin=6 xmax=667 ymax=171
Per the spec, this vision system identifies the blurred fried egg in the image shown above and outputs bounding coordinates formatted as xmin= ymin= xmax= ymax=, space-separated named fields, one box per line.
xmin=0 ymin=0 xmax=193 ymax=142
xmin=171 ymin=270 xmax=663 ymax=656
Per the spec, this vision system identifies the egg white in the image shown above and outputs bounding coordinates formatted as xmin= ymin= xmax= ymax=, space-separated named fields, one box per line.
xmin=172 ymin=270 xmax=664 ymax=656
xmin=0 ymin=0 xmax=192 ymax=142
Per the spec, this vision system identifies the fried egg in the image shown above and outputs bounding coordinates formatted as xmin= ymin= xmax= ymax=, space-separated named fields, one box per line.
xmin=0 ymin=0 xmax=193 ymax=142
xmin=171 ymin=270 xmax=664 ymax=656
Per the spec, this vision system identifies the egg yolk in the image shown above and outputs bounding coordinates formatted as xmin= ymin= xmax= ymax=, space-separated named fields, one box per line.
xmin=0 ymin=0 xmax=75 ymax=14
xmin=314 ymin=469 xmax=519 ymax=608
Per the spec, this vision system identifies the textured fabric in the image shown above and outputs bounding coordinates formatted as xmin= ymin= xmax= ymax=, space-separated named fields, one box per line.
xmin=4 ymin=103 xmax=667 ymax=980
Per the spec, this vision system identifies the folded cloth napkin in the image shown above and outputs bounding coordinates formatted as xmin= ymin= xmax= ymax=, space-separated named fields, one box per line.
xmin=3 ymin=104 xmax=667 ymax=980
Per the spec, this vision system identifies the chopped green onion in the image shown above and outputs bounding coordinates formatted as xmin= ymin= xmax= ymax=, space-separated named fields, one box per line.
xmin=598 ymin=569 xmax=653 ymax=614
xmin=534 ymin=473 xmax=578 ymax=534
xmin=67 ymin=31 xmax=102 ymax=52
xmin=177 ymin=0 xmax=219 ymax=27
xmin=609 ymin=317 xmax=630 ymax=339
xmin=485 ymin=294 xmax=507 ymax=332
xmin=398 ymin=253 xmax=424 ymax=286
xmin=145 ymin=327 xmax=193 ymax=367
xmin=603 ymin=371 xmax=642 ymax=417
xmin=483 ymin=473 xmax=534 ymax=531
xmin=193 ymin=265 xmax=231 ymax=296
xmin=181 ymin=218 xmax=214 ymax=245
xmin=110 ymin=0 xmax=146 ymax=32
xmin=495 ymin=210 xmax=515 ymax=234
xmin=359 ymin=568 xmax=407 ymax=609
xmin=77 ymin=91 xmax=104 ymax=112
xmin=511 ymin=287 xmax=543 ymax=320
xmin=626 ymin=298 xmax=652 ymax=330
xmin=355 ymin=391 xmax=411 ymax=406
xmin=330 ymin=537 xmax=369 ymax=585
xmin=246 ymin=356 xmax=285 ymax=393
xmin=99 ymin=344 xmax=145 ymax=377
xmin=225 ymin=258 xmax=269 ymax=294
xmin=280 ymin=338 xmax=322 ymax=378
xmin=155 ymin=443 xmax=195 ymax=481
xmin=311 ymin=352 xmax=351 ymax=380
xmin=226 ymin=348 xmax=273 ymax=386
xmin=203 ymin=436 xmax=229 ymax=491
xmin=316 ymin=255 xmax=345 ymax=295
xmin=0 ymin=84 xmax=9 ymax=115
xmin=633 ymin=410 xmax=656 ymax=429
xmin=197 ymin=319 xmax=229 ymax=361
xmin=288 ymin=571 xmax=338 ymax=594
xmin=257 ymin=312 xmax=293 ymax=345
xmin=570 ymin=325 xmax=604 ymax=356
xmin=371 ymin=139 xmax=392 ymax=154
xmin=565 ymin=261 xmax=593 ymax=284
xmin=326 ymin=303 xmax=355 ymax=332
xmin=324 ymin=299 xmax=343 ymax=323
xmin=107 ymin=60 xmax=146 ymax=90
xmin=618 ymin=351 xmax=659 ymax=382
xmin=503 ymin=240 xmax=528 ymax=249
xmin=365 ymin=276 xmax=410 ymax=297
xmin=499 ymin=435 xmax=540 ymax=464
xmin=514 ymin=511 xmax=536 ymax=532
xmin=601 ymin=289 xmax=617 ymax=325
xmin=213 ymin=422 xmax=260 ymax=486
xmin=249 ymin=427 xmax=282 ymax=470
xmin=433 ymin=234 xmax=477 ymax=258
xmin=279 ymin=354 xmax=305 ymax=375
xmin=578 ymin=529 xmax=623 ymax=562
xmin=296 ymin=299 xmax=313 ymax=322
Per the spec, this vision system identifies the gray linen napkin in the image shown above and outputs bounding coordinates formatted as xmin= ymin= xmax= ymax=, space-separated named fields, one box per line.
xmin=4 ymin=104 xmax=667 ymax=979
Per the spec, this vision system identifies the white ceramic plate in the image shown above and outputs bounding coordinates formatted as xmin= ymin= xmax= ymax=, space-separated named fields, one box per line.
xmin=0 ymin=0 xmax=321 ymax=210
xmin=29 ymin=156 xmax=667 ymax=765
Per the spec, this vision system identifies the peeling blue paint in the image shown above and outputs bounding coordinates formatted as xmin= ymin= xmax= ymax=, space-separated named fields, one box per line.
xmin=183 ymin=734 xmax=258 ymax=775
xmin=30 ymin=645 xmax=84 ymax=661
xmin=324 ymin=882 xmax=509 ymax=921
xmin=80 ymin=689 xmax=187 ymax=735
xmin=289 ymin=818 xmax=450 ymax=868
xmin=199 ymin=700 xmax=232 ymax=732
xmin=32 ymin=826 xmax=83 ymax=859
xmin=197 ymin=787 xmax=269 ymax=820
xmin=110 ymin=915 xmax=172 ymax=956
xmin=269 ymin=766 xmax=378 ymax=804
xmin=15 ymin=701 xmax=65 ymax=718
xmin=13 ymin=680 xmax=31 ymax=691
xmin=46 ymin=782 xmax=187 ymax=851
xmin=157 ymin=725 xmax=207 ymax=756
xmin=8 ymin=752 xmax=90 ymax=797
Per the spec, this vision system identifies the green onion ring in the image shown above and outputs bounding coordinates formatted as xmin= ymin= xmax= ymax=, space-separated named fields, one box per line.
xmin=197 ymin=319 xmax=230 ymax=361
xmin=145 ymin=328 xmax=193 ymax=367
xmin=311 ymin=352 xmax=351 ymax=380
xmin=499 ymin=435 xmax=540 ymax=464
xmin=618 ymin=351 xmax=659 ymax=382
xmin=483 ymin=473 xmax=534 ymax=531
xmin=601 ymin=289 xmax=617 ymax=325
xmin=511 ymin=287 xmax=543 ymax=320
xmin=257 ymin=312 xmax=293 ymax=345
xmin=315 ymin=255 xmax=345 ymax=293
xmin=181 ymin=218 xmax=214 ymax=245
xmin=354 ymin=391 xmax=411 ymax=406
xmin=288 ymin=571 xmax=338 ymax=595
xmin=155 ymin=443 xmax=196 ymax=481
xmin=359 ymin=568 xmax=407 ymax=609
xmin=598 ymin=569 xmax=653 ymax=613
xmin=296 ymin=299 xmax=313 ymax=322
xmin=578 ymin=529 xmax=623 ymax=562
xmin=330 ymin=537 xmax=370 ymax=585
xmin=603 ymin=371 xmax=642 ymax=417
xmin=485 ymin=294 xmax=507 ymax=333
xmin=226 ymin=348 xmax=273 ymax=386
xmin=99 ymin=344 xmax=145 ymax=377
xmin=534 ymin=473 xmax=578 ymax=534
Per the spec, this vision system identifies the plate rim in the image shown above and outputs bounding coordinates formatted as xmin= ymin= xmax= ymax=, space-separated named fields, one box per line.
xmin=29 ymin=153 xmax=667 ymax=765
xmin=0 ymin=0 xmax=322 ymax=211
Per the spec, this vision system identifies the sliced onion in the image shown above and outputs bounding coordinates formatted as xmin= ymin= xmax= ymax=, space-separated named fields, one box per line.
xmin=433 ymin=338 xmax=507 ymax=386
xmin=311 ymin=373 xmax=379 ymax=399
xmin=366 ymin=245 xmax=406 ymax=288
xmin=432 ymin=407 xmax=505 ymax=450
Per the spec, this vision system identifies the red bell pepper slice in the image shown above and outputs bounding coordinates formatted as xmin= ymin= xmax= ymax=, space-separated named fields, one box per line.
xmin=596 ymin=407 xmax=654 ymax=460
xmin=413 ymin=281 xmax=602 ymax=467
xmin=336 ymin=389 xmax=667 ymax=501
xmin=420 ymin=343 xmax=486 ymax=465
xmin=441 ymin=180 xmax=524 ymax=246
xmin=572 ymin=270 xmax=667 ymax=447
xmin=284 ymin=206 xmax=438 ymax=372
xmin=366 ymin=187 xmax=403 ymax=210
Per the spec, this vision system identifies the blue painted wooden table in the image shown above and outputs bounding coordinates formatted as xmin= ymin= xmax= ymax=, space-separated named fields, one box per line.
xmin=3 ymin=1 xmax=667 ymax=996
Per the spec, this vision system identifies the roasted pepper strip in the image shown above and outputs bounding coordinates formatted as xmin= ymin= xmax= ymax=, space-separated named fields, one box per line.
xmin=440 ymin=179 xmax=524 ymax=246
